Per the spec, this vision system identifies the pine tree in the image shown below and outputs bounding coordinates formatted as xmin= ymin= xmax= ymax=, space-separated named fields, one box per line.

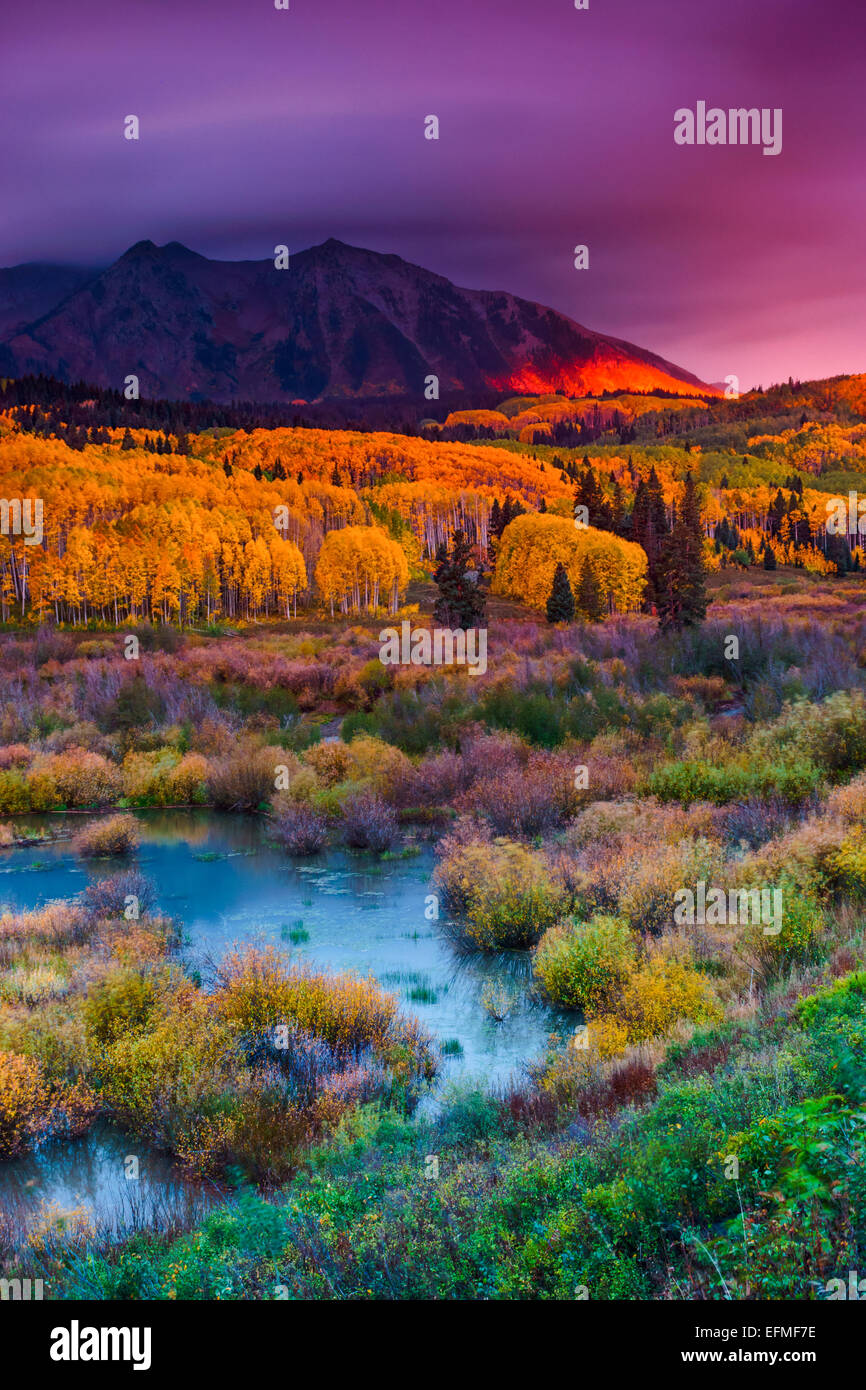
xmin=433 ymin=529 xmax=486 ymax=628
xmin=120 ymin=428 xmax=135 ymax=451
xmin=762 ymin=540 xmax=777 ymax=570
xmin=546 ymin=561 xmax=574 ymax=623
xmin=656 ymin=473 xmax=708 ymax=631
xmin=631 ymin=466 xmax=669 ymax=608
xmin=576 ymin=557 xmax=605 ymax=622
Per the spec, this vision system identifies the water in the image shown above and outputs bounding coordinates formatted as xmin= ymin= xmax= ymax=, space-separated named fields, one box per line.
xmin=0 ymin=810 xmax=570 ymax=1082
xmin=0 ymin=811 xmax=572 ymax=1236
xmin=0 ymin=1123 xmax=219 ymax=1245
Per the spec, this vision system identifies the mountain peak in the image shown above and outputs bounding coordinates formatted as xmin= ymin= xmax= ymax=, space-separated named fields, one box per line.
xmin=1 ymin=237 xmax=719 ymax=403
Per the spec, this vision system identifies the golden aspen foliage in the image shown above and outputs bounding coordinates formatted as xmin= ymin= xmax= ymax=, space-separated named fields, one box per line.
xmin=492 ymin=512 xmax=647 ymax=615
xmin=314 ymin=526 xmax=409 ymax=615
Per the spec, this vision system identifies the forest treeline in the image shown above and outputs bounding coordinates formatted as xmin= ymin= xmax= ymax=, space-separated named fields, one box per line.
xmin=0 ymin=371 xmax=864 ymax=625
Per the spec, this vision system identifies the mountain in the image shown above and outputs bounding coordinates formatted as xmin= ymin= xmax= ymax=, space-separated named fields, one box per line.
xmin=0 ymin=238 xmax=718 ymax=403
xmin=0 ymin=263 xmax=99 ymax=342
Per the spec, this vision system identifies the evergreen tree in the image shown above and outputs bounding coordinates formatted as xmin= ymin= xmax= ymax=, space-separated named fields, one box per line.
xmin=656 ymin=473 xmax=708 ymax=631
xmin=120 ymin=428 xmax=135 ymax=451
xmin=222 ymin=459 xmax=233 ymax=477
xmin=762 ymin=540 xmax=777 ymax=570
xmin=631 ymin=466 xmax=669 ymax=608
xmin=576 ymin=557 xmax=605 ymax=622
xmin=432 ymin=530 xmax=487 ymax=628
xmin=253 ymin=463 xmax=263 ymax=481
xmin=545 ymin=561 xmax=574 ymax=623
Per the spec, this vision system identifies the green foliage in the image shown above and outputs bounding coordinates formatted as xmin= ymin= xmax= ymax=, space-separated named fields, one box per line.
xmin=534 ymin=915 xmax=637 ymax=1010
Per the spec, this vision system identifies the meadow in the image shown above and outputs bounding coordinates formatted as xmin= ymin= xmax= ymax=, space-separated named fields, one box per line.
xmin=0 ymin=376 xmax=865 ymax=1300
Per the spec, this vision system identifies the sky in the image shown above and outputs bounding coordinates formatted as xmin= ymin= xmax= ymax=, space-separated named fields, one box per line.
xmin=2 ymin=0 xmax=864 ymax=390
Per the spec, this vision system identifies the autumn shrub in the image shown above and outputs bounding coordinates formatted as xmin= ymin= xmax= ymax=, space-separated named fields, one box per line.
xmin=0 ymin=902 xmax=92 ymax=955
xmin=0 ymin=963 xmax=69 ymax=1006
xmin=304 ymin=741 xmax=352 ymax=787
xmin=30 ymin=750 xmax=123 ymax=809
xmin=0 ymin=1052 xmax=93 ymax=1159
xmin=121 ymin=749 xmax=209 ymax=805
xmin=0 ymin=1050 xmax=52 ymax=1158
xmin=271 ymin=799 xmax=327 ymax=855
xmin=534 ymin=915 xmax=637 ymax=1011
xmin=746 ymin=815 xmax=846 ymax=897
xmin=83 ymin=968 xmax=160 ymax=1045
xmin=755 ymin=691 xmax=866 ymax=783
xmin=345 ymin=735 xmax=413 ymax=800
xmin=826 ymin=772 xmax=866 ymax=824
xmin=616 ymin=952 xmax=724 ymax=1044
xmin=828 ymin=829 xmax=866 ymax=898
xmin=436 ymin=838 xmax=569 ymax=950
xmin=463 ymin=749 xmax=579 ymax=835
xmin=738 ymin=882 xmax=825 ymax=983
xmin=0 ymin=744 xmax=31 ymax=771
xmin=82 ymin=869 xmax=158 ymax=922
xmin=0 ymin=770 xmax=31 ymax=814
xmin=581 ymin=836 xmax=723 ymax=936
xmin=405 ymin=749 xmax=468 ymax=807
xmin=73 ymin=813 xmax=139 ymax=859
xmin=207 ymin=744 xmax=283 ymax=810
xmin=340 ymin=792 xmax=398 ymax=852
xmin=212 ymin=946 xmax=434 ymax=1078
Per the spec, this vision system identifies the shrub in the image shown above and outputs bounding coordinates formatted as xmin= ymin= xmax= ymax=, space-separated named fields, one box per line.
xmin=0 ymin=1050 xmax=51 ymax=1158
xmin=30 ymin=750 xmax=123 ymax=808
xmin=82 ymin=869 xmax=158 ymax=921
xmin=758 ymin=691 xmax=866 ymax=783
xmin=0 ymin=963 xmax=69 ymax=1006
xmin=271 ymin=800 xmax=327 ymax=856
xmin=345 ymin=736 xmax=413 ymax=800
xmin=829 ymin=829 xmax=866 ymax=898
xmin=304 ymin=742 xmax=352 ymax=787
xmin=73 ymin=813 xmax=139 ymax=859
xmin=207 ymin=744 xmax=283 ymax=810
xmin=83 ymin=968 xmax=159 ymax=1045
xmin=739 ymin=881 xmax=824 ymax=982
xmin=463 ymin=749 xmax=579 ymax=835
xmin=617 ymin=953 xmax=724 ymax=1043
xmin=341 ymin=792 xmax=398 ymax=853
xmin=436 ymin=838 xmax=569 ymax=950
xmin=534 ymin=915 xmax=637 ymax=1011
xmin=122 ymin=749 xmax=209 ymax=805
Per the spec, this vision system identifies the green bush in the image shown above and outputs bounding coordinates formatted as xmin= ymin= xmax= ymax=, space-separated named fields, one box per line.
xmin=534 ymin=915 xmax=637 ymax=1011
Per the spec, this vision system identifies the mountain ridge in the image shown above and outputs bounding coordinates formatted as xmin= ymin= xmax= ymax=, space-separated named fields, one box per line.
xmin=0 ymin=238 xmax=720 ymax=404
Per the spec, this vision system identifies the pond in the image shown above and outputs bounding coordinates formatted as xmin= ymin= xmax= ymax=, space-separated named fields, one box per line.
xmin=0 ymin=810 xmax=572 ymax=1240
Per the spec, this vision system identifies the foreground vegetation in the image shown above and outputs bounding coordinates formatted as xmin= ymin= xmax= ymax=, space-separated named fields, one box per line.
xmin=1 ymin=376 xmax=866 ymax=1299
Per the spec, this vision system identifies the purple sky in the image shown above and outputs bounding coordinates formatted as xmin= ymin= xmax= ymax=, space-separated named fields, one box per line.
xmin=3 ymin=0 xmax=864 ymax=389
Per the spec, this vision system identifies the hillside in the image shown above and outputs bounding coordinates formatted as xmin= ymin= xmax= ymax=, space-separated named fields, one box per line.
xmin=0 ymin=238 xmax=718 ymax=404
